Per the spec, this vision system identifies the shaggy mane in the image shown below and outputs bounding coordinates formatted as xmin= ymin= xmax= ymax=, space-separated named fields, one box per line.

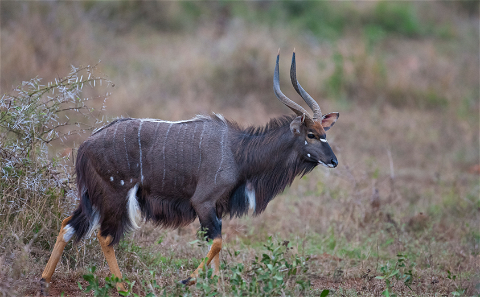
xmin=222 ymin=113 xmax=316 ymax=217
xmin=224 ymin=114 xmax=297 ymax=136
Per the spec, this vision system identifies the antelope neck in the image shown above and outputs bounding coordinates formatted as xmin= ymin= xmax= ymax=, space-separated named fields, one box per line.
xmin=235 ymin=120 xmax=297 ymax=176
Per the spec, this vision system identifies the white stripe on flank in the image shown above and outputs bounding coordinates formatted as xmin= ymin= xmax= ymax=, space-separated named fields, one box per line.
xmin=102 ymin=127 xmax=107 ymax=148
xmin=214 ymin=126 xmax=226 ymax=184
xmin=127 ymin=184 xmax=141 ymax=229
xmin=63 ymin=224 xmax=75 ymax=242
xmin=178 ymin=124 xmax=187 ymax=185
xmin=198 ymin=122 xmax=205 ymax=173
xmin=153 ymin=121 xmax=161 ymax=140
xmin=124 ymin=123 xmax=131 ymax=171
xmin=113 ymin=122 xmax=119 ymax=158
xmin=191 ymin=122 xmax=198 ymax=183
xmin=138 ymin=120 xmax=144 ymax=184
xmin=162 ymin=123 xmax=173 ymax=190
xmin=173 ymin=126 xmax=182 ymax=188
xmin=246 ymin=185 xmax=256 ymax=211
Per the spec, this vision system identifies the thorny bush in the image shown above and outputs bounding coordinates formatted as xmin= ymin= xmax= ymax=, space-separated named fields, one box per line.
xmin=0 ymin=64 xmax=111 ymax=292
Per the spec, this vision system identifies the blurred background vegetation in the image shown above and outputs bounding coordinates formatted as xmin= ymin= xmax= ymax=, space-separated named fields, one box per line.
xmin=2 ymin=1 xmax=478 ymax=115
xmin=1 ymin=1 xmax=479 ymax=296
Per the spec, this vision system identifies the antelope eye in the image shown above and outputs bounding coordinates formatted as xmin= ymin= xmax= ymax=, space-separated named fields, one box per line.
xmin=307 ymin=133 xmax=315 ymax=139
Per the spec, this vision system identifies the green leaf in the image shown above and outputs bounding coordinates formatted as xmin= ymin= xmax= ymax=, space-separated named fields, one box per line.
xmin=388 ymin=270 xmax=399 ymax=278
xmin=320 ymin=289 xmax=330 ymax=297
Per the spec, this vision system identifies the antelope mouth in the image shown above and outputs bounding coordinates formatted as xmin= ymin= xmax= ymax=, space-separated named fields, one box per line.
xmin=306 ymin=155 xmax=335 ymax=168
xmin=318 ymin=160 xmax=336 ymax=168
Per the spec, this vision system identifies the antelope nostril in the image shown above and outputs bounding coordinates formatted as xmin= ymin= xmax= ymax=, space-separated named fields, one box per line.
xmin=331 ymin=158 xmax=338 ymax=167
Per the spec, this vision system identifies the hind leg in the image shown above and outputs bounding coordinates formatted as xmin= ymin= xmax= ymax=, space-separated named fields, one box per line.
xmin=97 ymin=231 xmax=127 ymax=292
xmin=40 ymin=216 xmax=73 ymax=295
xmin=211 ymin=253 xmax=221 ymax=276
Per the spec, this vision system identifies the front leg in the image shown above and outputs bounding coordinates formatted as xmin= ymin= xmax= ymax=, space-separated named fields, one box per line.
xmin=181 ymin=208 xmax=222 ymax=285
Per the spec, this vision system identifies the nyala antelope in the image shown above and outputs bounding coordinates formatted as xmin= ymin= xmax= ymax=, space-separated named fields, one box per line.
xmin=40 ymin=50 xmax=339 ymax=294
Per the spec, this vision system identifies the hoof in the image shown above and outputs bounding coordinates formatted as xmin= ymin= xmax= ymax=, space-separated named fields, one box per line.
xmin=180 ymin=277 xmax=196 ymax=286
xmin=40 ymin=278 xmax=49 ymax=296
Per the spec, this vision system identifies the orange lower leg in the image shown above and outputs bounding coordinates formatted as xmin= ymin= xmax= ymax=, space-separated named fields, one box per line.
xmin=211 ymin=253 xmax=220 ymax=276
xmin=190 ymin=238 xmax=222 ymax=280
xmin=41 ymin=216 xmax=72 ymax=284
xmin=97 ymin=232 xmax=126 ymax=292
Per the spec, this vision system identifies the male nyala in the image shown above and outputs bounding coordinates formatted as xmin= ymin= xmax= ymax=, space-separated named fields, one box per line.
xmin=40 ymin=50 xmax=339 ymax=294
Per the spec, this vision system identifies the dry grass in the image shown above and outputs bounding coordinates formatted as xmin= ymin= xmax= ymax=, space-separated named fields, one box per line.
xmin=1 ymin=2 xmax=479 ymax=296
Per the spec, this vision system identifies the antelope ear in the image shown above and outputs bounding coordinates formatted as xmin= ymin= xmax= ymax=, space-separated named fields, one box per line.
xmin=290 ymin=114 xmax=305 ymax=135
xmin=321 ymin=112 xmax=339 ymax=131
